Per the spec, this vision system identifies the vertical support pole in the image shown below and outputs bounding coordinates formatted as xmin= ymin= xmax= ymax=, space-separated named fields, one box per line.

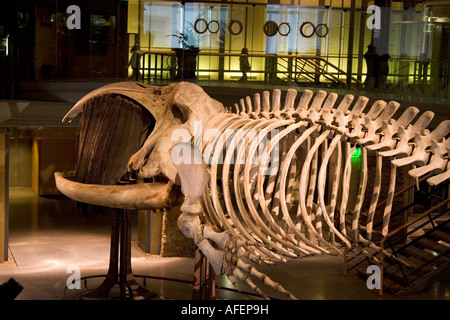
xmin=138 ymin=210 xmax=151 ymax=253
xmin=137 ymin=174 xmax=163 ymax=255
xmin=357 ymin=0 xmax=369 ymax=84
xmin=191 ymin=247 xmax=203 ymax=300
xmin=379 ymin=251 xmax=384 ymax=296
xmin=191 ymin=247 xmax=216 ymax=300
xmin=150 ymin=209 xmax=163 ymax=254
xmin=287 ymin=53 xmax=293 ymax=83
xmin=119 ymin=209 xmax=129 ymax=299
xmin=316 ymin=0 xmax=324 ymax=85
xmin=218 ymin=6 xmax=227 ymax=81
xmin=346 ymin=0 xmax=356 ymax=89
xmin=343 ymin=247 xmax=349 ymax=276
xmin=0 ymin=132 xmax=9 ymax=263
xmin=204 ymin=256 xmax=216 ymax=300
xmin=137 ymin=208 xmax=163 ymax=255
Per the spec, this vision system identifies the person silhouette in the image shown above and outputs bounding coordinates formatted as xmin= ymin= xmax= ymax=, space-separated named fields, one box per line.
xmin=127 ymin=42 xmax=143 ymax=81
xmin=239 ymin=48 xmax=251 ymax=83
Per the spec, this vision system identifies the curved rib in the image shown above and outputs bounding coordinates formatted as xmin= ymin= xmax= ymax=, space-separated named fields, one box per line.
xmin=278 ymin=125 xmax=331 ymax=254
xmin=317 ymin=134 xmax=352 ymax=248
xmin=298 ymin=130 xmax=342 ymax=254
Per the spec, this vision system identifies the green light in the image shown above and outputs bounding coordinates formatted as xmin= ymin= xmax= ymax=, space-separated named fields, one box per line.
xmin=352 ymin=147 xmax=362 ymax=158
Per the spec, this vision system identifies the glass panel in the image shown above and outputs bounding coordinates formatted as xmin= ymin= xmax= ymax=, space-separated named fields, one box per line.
xmin=0 ymin=0 xmax=448 ymax=100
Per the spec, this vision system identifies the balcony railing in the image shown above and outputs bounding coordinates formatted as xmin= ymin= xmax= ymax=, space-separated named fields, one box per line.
xmin=137 ymin=49 xmax=449 ymax=98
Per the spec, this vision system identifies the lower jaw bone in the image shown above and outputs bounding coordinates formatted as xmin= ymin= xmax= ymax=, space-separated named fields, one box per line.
xmin=54 ymin=172 xmax=182 ymax=210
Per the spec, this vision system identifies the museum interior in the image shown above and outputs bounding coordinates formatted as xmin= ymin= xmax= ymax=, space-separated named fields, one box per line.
xmin=0 ymin=0 xmax=449 ymax=301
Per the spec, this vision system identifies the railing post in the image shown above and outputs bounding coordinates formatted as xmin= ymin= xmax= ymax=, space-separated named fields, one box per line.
xmin=287 ymin=53 xmax=293 ymax=83
xmin=346 ymin=0 xmax=356 ymax=89
xmin=379 ymin=239 xmax=385 ymax=296
xmin=379 ymin=257 xmax=384 ymax=296
xmin=344 ymin=246 xmax=349 ymax=275
xmin=0 ymin=131 xmax=8 ymax=263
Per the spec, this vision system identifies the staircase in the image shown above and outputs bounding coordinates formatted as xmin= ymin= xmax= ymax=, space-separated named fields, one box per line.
xmin=277 ymin=56 xmax=363 ymax=90
xmin=379 ymin=207 xmax=450 ymax=296
xmin=345 ymin=187 xmax=450 ymax=296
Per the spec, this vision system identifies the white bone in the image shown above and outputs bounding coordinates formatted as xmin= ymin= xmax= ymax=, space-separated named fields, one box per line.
xmin=54 ymin=172 xmax=180 ymax=210
xmin=366 ymin=106 xmax=419 ymax=151
xmin=427 ymin=161 xmax=450 ymax=186
xmin=298 ymin=130 xmax=342 ymax=254
xmin=239 ymin=98 xmax=247 ymax=116
xmin=283 ymin=89 xmax=298 ymax=110
xmin=338 ymin=143 xmax=356 ymax=235
xmin=360 ymin=153 xmax=382 ymax=242
xmin=245 ymin=95 xmax=253 ymax=115
xmin=271 ymin=89 xmax=281 ymax=112
xmin=309 ymin=90 xmax=327 ymax=110
xmin=261 ymin=91 xmax=271 ymax=119
xmin=408 ymin=139 xmax=450 ymax=179
xmin=392 ymin=120 xmax=450 ymax=167
xmin=177 ymin=212 xmax=224 ymax=275
xmin=257 ymin=122 xmax=319 ymax=255
xmin=295 ymin=89 xmax=314 ymax=111
xmin=380 ymin=111 xmax=434 ymax=157
xmin=317 ymin=134 xmax=351 ymax=247
xmin=357 ymin=100 xmax=399 ymax=146
xmin=60 ymin=82 xmax=450 ymax=301
xmin=381 ymin=162 xmax=397 ymax=237
xmin=250 ymin=93 xmax=261 ymax=118
xmin=351 ymin=147 xmax=368 ymax=241
xmin=278 ymin=125 xmax=329 ymax=254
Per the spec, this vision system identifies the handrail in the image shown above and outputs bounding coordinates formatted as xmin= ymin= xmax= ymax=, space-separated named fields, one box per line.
xmin=378 ymin=197 xmax=450 ymax=295
xmin=363 ymin=173 xmax=433 ymax=217
xmin=380 ymin=197 xmax=450 ymax=247
xmin=362 ymin=173 xmax=441 ymax=235
xmin=278 ymin=56 xmax=346 ymax=86
xmin=139 ymin=49 xmax=364 ymax=86
xmin=204 ymin=52 xmax=363 ymax=87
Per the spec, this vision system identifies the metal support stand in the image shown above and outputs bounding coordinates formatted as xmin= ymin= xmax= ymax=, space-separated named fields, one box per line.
xmin=191 ymin=247 xmax=216 ymax=300
xmin=82 ymin=209 xmax=157 ymax=300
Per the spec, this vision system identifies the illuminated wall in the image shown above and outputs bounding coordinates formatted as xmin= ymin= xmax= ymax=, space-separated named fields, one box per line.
xmin=126 ymin=0 xmax=444 ymax=90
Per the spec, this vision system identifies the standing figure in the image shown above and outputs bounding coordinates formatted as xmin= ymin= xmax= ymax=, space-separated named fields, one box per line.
xmin=128 ymin=42 xmax=143 ymax=81
xmin=363 ymin=43 xmax=379 ymax=91
xmin=376 ymin=54 xmax=390 ymax=92
xmin=239 ymin=48 xmax=251 ymax=83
